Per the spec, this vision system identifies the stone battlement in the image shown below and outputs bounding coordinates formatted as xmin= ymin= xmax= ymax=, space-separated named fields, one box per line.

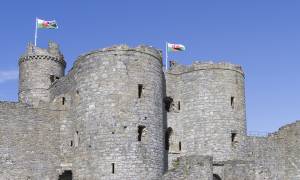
xmin=73 ymin=44 xmax=162 ymax=68
xmin=19 ymin=42 xmax=65 ymax=66
xmin=167 ymin=61 xmax=244 ymax=76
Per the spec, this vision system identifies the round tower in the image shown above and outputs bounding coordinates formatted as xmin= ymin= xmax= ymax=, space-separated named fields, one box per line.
xmin=70 ymin=45 xmax=165 ymax=179
xmin=166 ymin=62 xmax=246 ymax=162
xmin=18 ymin=42 xmax=66 ymax=106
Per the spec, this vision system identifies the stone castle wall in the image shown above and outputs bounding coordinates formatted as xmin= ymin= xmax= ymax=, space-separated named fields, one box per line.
xmin=246 ymin=120 xmax=300 ymax=180
xmin=0 ymin=102 xmax=62 ymax=179
xmin=166 ymin=61 xmax=247 ymax=165
xmin=66 ymin=45 xmax=166 ymax=179
xmin=0 ymin=42 xmax=299 ymax=179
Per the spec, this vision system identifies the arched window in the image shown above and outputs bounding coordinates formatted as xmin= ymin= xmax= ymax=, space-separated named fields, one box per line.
xmin=165 ymin=127 xmax=173 ymax=150
xmin=213 ymin=174 xmax=222 ymax=180
xmin=58 ymin=170 xmax=72 ymax=180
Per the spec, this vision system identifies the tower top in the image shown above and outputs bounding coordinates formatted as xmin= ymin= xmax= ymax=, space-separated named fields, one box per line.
xmin=19 ymin=41 xmax=66 ymax=67
xmin=24 ymin=41 xmax=63 ymax=57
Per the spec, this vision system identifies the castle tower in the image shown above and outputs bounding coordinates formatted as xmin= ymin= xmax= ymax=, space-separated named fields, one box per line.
xmin=70 ymin=45 xmax=165 ymax=179
xmin=166 ymin=62 xmax=246 ymax=163
xmin=18 ymin=42 xmax=66 ymax=106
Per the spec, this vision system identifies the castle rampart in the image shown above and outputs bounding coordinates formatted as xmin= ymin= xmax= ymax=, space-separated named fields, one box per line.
xmin=0 ymin=42 xmax=298 ymax=179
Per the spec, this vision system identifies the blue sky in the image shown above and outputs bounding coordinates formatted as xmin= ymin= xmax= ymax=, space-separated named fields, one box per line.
xmin=0 ymin=0 xmax=299 ymax=133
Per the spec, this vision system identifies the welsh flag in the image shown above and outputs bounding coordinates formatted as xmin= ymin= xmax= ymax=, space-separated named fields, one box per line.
xmin=37 ymin=18 xmax=58 ymax=29
xmin=167 ymin=43 xmax=186 ymax=52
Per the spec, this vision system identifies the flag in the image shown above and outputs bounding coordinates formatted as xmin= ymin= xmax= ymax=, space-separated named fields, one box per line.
xmin=167 ymin=43 xmax=186 ymax=52
xmin=37 ymin=19 xmax=58 ymax=29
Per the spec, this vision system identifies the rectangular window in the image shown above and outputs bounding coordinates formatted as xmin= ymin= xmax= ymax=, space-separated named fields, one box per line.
xmin=179 ymin=141 xmax=181 ymax=151
xmin=231 ymin=96 xmax=234 ymax=109
xmin=138 ymin=84 xmax=143 ymax=98
xmin=138 ymin=125 xmax=146 ymax=141
xmin=231 ymin=132 xmax=237 ymax=142
xmin=178 ymin=101 xmax=181 ymax=110
xmin=62 ymin=97 xmax=66 ymax=105
xmin=112 ymin=163 xmax=115 ymax=174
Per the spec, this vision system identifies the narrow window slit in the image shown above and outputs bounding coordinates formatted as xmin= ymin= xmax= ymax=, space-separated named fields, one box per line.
xmin=165 ymin=127 xmax=173 ymax=150
xmin=179 ymin=141 xmax=181 ymax=151
xmin=62 ymin=97 xmax=66 ymax=105
xmin=231 ymin=96 xmax=234 ymax=109
xmin=112 ymin=163 xmax=115 ymax=174
xmin=138 ymin=84 xmax=143 ymax=98
xmin=70 ymin=140 xmax=73 ymax=147
xmin=178 ymin=101 xmax=181 ymax=110
xmin=138 ymin=125 xmax=146 ymax=141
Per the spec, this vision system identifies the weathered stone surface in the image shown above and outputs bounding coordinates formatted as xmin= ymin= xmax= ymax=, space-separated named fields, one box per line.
xmin=0 ymin=42 xmax=299 ymax=179
xmin=163 ymin=155 xmax=213 ymax=180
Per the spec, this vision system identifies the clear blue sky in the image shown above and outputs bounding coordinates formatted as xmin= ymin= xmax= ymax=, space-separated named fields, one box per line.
xmin=0 ymin=0 xmax=299 ymax=133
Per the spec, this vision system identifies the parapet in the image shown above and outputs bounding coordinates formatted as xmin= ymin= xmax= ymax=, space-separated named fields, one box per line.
xmin=167 ymin=61 xmax=244 ymax=76
xmin=19 ymin=42 xmax=66 ymax=67
xmin=73 ymin=44 xmax=162 ymax=68
xmin=267 ymin=120 xmax=300 ymax=137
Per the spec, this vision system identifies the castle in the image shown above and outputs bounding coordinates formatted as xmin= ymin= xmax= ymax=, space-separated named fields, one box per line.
xmin=0 ymin=42 xmax=299 ymax=180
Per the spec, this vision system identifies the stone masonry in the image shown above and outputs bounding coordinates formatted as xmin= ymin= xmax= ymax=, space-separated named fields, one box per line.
xmin=0 ymin=42 xmax=299 ymax=180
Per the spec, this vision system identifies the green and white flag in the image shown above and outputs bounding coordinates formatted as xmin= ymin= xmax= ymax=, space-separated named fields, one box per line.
xmin=34 ymin=18 xmax=58 ymax=46
xmin=37 ymin=18 xmax=58 ymax=29
xmin=165 ymin=42 xmax=186 ymax=70
xmin=167 ymin=43 xmax=186 ymax=52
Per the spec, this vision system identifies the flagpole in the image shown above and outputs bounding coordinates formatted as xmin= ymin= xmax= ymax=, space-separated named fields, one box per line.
xmin=165 ymin=42 xmax=168 ymax=71
xmin=34 ymin=18 xmax=38 ymax=46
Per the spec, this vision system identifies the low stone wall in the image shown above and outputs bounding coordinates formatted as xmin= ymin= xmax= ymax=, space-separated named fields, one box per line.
xmin=163 ymin=155 xmax=213 ymax=180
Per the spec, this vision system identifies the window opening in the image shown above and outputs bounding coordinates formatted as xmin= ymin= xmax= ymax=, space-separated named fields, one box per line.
xmin=179 ymin=141 xmax=181 ymax=151
xmin=138 ymin=125 xmax=146 ymax=141
xmin=164 ymin=96 xmax=173 ymax=112
xmin=138 ymin=84 xmax=143 ymax=98
xmin=178 ymin=101 xmax=181 ymax=110
xmin=112 ymin=163 xmax=115 ymax=174
xmin=213 ymin=174 xmax=222 ymax=180
xmin=231 ymin=132 xmax=237 ymax=142
xmin=70 ymin=140 xmax=73 ymax=147
xmin=62 ymin=97 xmax=66 ymax=105
xmin=58 ymin=170 xmax=72 ymax=180
xmin=50 ymin=75 xmax=55 ymax=83
xmin=231 ymin=96 xmax=234 ymax=109
xmin=165 ymin=127 xmax=173 ymax=150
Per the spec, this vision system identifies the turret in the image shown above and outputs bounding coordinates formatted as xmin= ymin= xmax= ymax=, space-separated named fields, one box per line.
xmin=18 ymin=42 xmax=66 ymax=106
xmin=166 ymin=62 xmax=247 ymax=164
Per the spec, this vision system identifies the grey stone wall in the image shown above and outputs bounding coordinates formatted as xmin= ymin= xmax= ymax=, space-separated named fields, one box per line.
xmin=163 ymin=155 xmax=213 ymax=180
xmin=166 ymin=62 xmax=247 ymax=163
xmin=246 ymin=120 xmax=300 ymax=180
xmin=68 ymin=45 xmax=165 ymax=179
xmin=1 ymin=42 xmax=299 ymax=179
xmin=0 ymin=102 xmax=62 ymax=180
xmin=19 ymin=42 xmax=66 ymax=106
xmin=213 ymin=160 xmax=271 ymax=180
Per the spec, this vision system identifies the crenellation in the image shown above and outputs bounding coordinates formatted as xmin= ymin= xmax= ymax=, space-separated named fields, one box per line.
xmin=0 ymin=42 xmax=298 ymax=179
xmin=168 ymin=61 xmax=244 ymax=76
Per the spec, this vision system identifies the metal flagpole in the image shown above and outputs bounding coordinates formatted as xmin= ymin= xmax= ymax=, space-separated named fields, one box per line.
xmin=165 ymin=42 xmax=168 ymax=71
xmin=34 ymin=18 xmax=38 ymax=46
